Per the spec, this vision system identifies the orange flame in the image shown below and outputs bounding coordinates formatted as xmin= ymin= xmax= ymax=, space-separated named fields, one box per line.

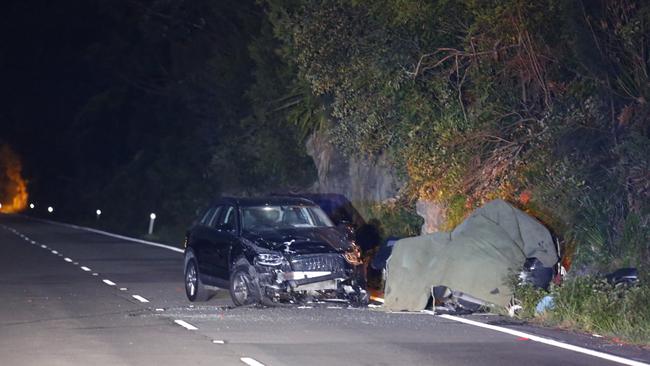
xmin=0 ymin=144 xmax=28 ymax=213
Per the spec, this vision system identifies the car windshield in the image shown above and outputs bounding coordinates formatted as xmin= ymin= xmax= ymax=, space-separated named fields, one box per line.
xmin=241 ymin=205 xmax=333 ymax=231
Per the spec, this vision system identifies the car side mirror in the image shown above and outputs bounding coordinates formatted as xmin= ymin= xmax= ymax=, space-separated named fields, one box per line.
xmin=337 ymin=218 xmax=351 ymax=225
xmin=216 ymin=223 xmax=234 ymax=232
xmin=336 ymin=222 xmax=355 ymax=239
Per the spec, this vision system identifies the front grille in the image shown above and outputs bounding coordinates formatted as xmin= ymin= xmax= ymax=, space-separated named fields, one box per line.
xmin=290 ymin=254 xmax=346 ymax=272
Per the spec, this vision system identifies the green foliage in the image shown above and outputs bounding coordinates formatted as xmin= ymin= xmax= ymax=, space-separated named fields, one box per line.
xmin=619 ymin=213 xmax=650 ymax=269
xmin=262 ymin=0 xmax=650 ymax=273
xmin=442 ymin=195 xmax=469 ymax=230
xmin=358 ymin=200 xmax=423 ymax=239
xmin=511 ymin=283 xmax=547 ymax=319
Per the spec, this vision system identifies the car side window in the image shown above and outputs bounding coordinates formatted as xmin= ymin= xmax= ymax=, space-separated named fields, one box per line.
xmin=218 ymin=206 xmax=237 ymax=233
xmin=207 ymin=206 xmax=223 ymax=227
xmin=200 ymin=207 xmax=215 ymax=225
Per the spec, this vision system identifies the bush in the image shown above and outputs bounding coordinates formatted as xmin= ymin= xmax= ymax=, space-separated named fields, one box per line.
xmin=514 ymin=275 xmax=650 ymax=344
xmin=356 ymin=200 xmax=423 ymax=240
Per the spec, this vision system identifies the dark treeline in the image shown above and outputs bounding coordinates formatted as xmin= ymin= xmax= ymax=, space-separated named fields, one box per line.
xmin=1 ymin=0 xmax=315 ymax=242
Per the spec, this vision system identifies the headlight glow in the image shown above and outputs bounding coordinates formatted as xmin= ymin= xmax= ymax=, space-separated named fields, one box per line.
xmin=255 ymin=253 xmax=284 ymax=266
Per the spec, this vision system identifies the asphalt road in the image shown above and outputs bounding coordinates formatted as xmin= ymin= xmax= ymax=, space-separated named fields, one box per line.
xmin=1 ymin=214 xmax=648 ymax=366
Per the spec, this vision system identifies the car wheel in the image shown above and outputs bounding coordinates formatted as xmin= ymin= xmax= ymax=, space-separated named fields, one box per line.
xmin=348 ymin=285 xmax=369 ymax=307
xmin=229 ymin=263 xmax=261 ymax=306
xmin=185 ymin=259 xmax=210 ymax=302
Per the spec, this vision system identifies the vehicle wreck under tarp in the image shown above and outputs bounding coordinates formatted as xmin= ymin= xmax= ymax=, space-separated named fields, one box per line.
xmin=383 ymin=199 xmax=558 ymax=311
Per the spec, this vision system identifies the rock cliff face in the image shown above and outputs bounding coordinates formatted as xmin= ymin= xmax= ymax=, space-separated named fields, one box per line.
xmin=415 ymin=200 xmax=447 ymax=234
xmin=305 ymin=131 xmax=400 ymax=204
xmin=305 ymin=130 xmax=446 ymax=234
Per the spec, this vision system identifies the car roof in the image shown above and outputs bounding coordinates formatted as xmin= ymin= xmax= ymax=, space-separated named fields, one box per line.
xmin=214 ymin=196 xmax=317 ymax=207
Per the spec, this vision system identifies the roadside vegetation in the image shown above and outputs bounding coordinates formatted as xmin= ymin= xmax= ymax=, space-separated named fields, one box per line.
xmin=257 ymin=0 xmax=649 ymax=341
xmin=514 ymin=275 xmax=650 ymax=344
xmin=261 ymin=0 xmax=649 ymax=270
xmin=355 ymin=200 xmax=423 ymax=239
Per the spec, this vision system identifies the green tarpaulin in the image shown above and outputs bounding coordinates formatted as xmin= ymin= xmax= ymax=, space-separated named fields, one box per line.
xmin=384 ymin=199 xmax=557 ymax=310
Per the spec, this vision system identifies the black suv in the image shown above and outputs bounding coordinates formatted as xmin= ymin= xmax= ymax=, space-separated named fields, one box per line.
xmin=183 ymin=196 xmax=368 ymax=306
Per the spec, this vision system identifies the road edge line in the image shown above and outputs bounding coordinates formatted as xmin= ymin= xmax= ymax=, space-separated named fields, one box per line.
xmin=19 ymin=215 xmax=184 ymax=254
xmin=438 ymin=314 xmax=649 ymax=366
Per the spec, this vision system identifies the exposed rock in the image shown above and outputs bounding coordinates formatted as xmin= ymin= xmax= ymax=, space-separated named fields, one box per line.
xmin=305 ymin=129 xmax=447 ymax=233
xmin=415 ymin=199 xmax=446 ymax=234
xmin=305 ymin=130 xmax=400 ymax=204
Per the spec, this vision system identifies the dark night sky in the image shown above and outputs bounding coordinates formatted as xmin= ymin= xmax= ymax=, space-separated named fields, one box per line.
xmin=1 ymin=0 xmax=263 ymax=227
xmin=1 ymin=0 xmax=109 ymax=185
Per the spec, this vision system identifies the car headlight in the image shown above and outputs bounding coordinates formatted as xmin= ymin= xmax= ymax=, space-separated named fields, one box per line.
xmin=343 ymin=243 xmax=362 ymax=265
xmin=255 ymin=253 xmax=284 ymax=266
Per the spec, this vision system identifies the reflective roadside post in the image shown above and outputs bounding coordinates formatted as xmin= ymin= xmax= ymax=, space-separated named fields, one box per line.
xmin=29 ymin=203 xmax=35 ymax=209
xmin=47 ymin=206 xmax=54 ymax=213
xmin=96 ymin=209 xmax=102 ymax=220
xmin=148 ymin=213 xmax=156 ymax=235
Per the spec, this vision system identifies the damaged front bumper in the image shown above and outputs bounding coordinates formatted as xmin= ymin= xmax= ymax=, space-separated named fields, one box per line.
xmin=254 ymin=261 xmax=366 ymax=303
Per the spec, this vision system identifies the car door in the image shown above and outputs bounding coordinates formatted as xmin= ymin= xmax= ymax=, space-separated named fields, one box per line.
xmin=194 ymin=206 xmax=222 ymax=279
xmin=210 ymin=205 xmax=239 ymax=280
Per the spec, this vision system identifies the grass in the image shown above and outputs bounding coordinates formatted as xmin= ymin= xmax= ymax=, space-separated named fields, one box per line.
xmin=513 ymin=274 xmax=650 ymax=344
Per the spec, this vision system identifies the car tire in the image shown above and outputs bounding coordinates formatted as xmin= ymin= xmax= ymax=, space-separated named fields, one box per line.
xmin=229 ymin=262 xmax=261 ymax=306
xmin=185 ymin=258 xmax=210 ymax=302
xmin=349 ymin=286 xmax=369 ymax=307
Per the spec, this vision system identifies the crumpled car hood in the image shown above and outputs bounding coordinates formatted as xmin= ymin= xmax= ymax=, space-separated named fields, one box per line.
xmin=242 ymin=227 xmax=351 ymax=254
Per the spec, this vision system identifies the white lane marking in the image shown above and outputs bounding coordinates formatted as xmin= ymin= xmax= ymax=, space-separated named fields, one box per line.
xmin=132 ymin=295 xmax=149 ymax=303
xmin=438 ymin=314 xmax=650 ymax=366
xmin=64 ymin=257 xmax=73 ymax=262
xmin=155 ymin=308 xmax=165 ymax=312
xmin=40 ymin=245 xmax=47 ymax=249
xmin=51 ymin=250 xmax=58 ymax=254
xmin=24 ymin=216 xmax=183 ymax=253
xmin=80 ymin=266 xmax=91 ymax=272
xmin=388 ymin=311 xmax=428 ymax=315
xmin=92 ymin=273 xmax=99 ymax=276
xmin=212 ymin=340 xmax=225 ymax=344
xmin=173 ymin=320 xmax=198 ymax=330
xmin=102 ymin=279 xmax=116 ymax=286
xmin=30 ymin=240 xmax=36 ymax=244
xmin=120 ymin=287 xmax=128 ymax=291
xmin=24 ymin=237 xmax=30 ymax=241
xmin=240 ymin=357 xmax=266 ymax=366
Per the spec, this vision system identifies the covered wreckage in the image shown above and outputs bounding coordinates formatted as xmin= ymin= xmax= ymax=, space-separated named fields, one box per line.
xmin=384 ymin=199 xmax=558 ymax=311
